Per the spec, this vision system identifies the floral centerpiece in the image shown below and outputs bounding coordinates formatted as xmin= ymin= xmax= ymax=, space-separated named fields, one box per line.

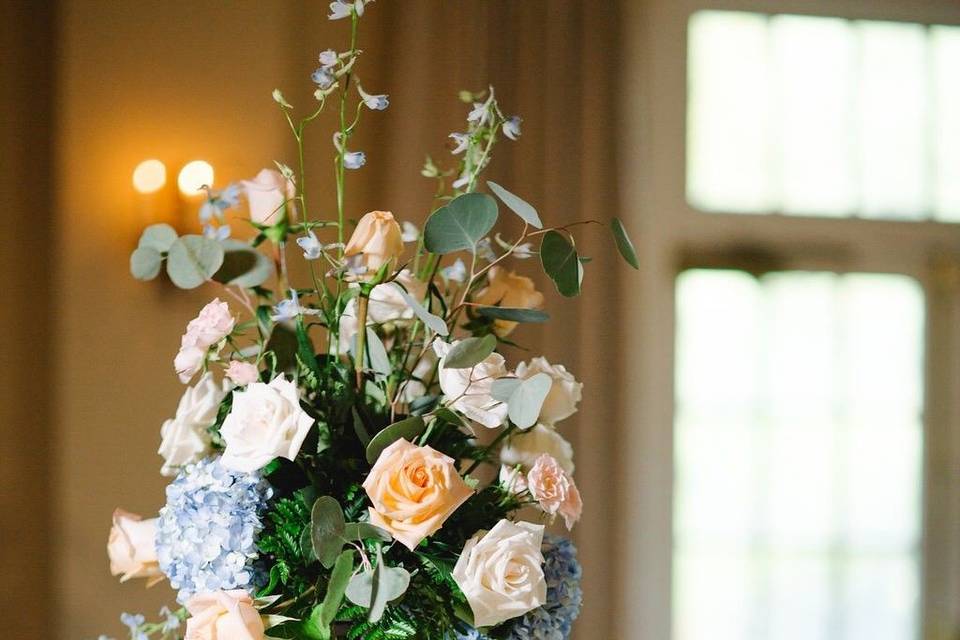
xmin=103 ymin=2 xmax=638 ymax=639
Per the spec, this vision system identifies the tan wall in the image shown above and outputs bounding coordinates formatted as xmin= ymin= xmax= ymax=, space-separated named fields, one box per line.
xmin=46 ymin=2 xmax=626 ymax=638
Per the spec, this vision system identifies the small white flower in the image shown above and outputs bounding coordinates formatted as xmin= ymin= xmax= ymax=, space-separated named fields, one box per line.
xmin=344 ymin=151 xmax=366 ymax=169
xmin=401 ymin=221 xmax=419 ymax=243
xmin=468 ymin=101 xmax=489 ymax=125
xmin=476 ymin=238 xmax=496 ymax=262
xmin=271 ymin=89 xmax=292 ymax=108
xmin=319 ymin=48 xmax=338 ymax=67
xmin=441 ymin=258 xmax=467 ymax=283
xmin=202 ymin=224 xmax=230 ymax=241
xmin=503 ymin=115 xmax=522 ymax=141
xmin=511 ymin=242 xmax=535 ymax=259
xmin=452 ymin=171 xmax=470 ymax=190
xmin=271 ymin=290 xmax=321 ymax=322
xmin=328 ymin=0 xmax=353 ymax=20
xmin=312 ymin=66 xmax=335 ymax=90
xmin=358 ymin=85 xmax=389 ymax=111
xmin=297 ymin=230 xmax=323 ymax=260
xmin=449 ymin=132 xmax=470 ymax=154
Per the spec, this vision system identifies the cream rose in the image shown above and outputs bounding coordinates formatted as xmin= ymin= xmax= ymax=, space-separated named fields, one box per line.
xmin=184 ymin=590 xmax=264 ymax=640
xmin=241 ymin=168 xmax=296 ymax=224
xmin=499 ymin=423 xmax=574 ymax=474
xmin=363 ymin=438 xmax=474 ymax=550
xmin=432 ymin=339 xmax=509 ymax=429
xmin=344 ymin=210 xmax=404 ymax=271
xmin=516 ymin=357 xmax=582 ymax=425
xmin=158 ymin=373 xmax=227 ymax=476
xmin=108 ymin=509 xmax=163 ymax=586
xmin=527 ymin=454 xmax=582 ymax=530
xmin=473 ymin=267 xmax=545 ymax=336
xmin=452 ymin=519 xmax=546 ymax=627
xmin=219 ymin=375 xmax=315 ymax=472
xmin=338 ymin=270 xmax=428 ymax=352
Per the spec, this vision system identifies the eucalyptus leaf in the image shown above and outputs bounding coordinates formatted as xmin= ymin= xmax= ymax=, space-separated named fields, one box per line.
xmin=166 ymin=235 xmax=225 ymax=289
xmin=476 ymin=307 xmax=549 ymax=323
xmin=507 ymin=372 xmax=553 ymax=429
xmin=300 ymin=527 xmax=317 ymax=563
xmin=214 ymin=239 xmax=274 ymax=288
xmin=390 ymin=283 xmax=448 ymax=336
xmin=309 ymin=549 xmax=355 ymax=640
xmin=364 ymin=328 xmax=391 ymax=378
xmin=344 ymin=522 xmax=393 ymax=542
xmin=366 ymin=416 xmax=426 ymax=464
xmin=490 ymin=377 xmax=522 ymax=402
xmin=423 ymin=193 xmax=498 ymax=254
xmin=487 ymin=181 xmax=543 ymax=229
xmin=540 ymin=230 xmax=580 ymax=297
xmin=130 ymin=246 xmax=163 ymax=280
xmin=138 ymin=223 xmax=178 ymax=252
xmin=345 ymin=548 xmax=410 ymax=623
xmin=611 ymin=217 xmax=640 ymax=269
xmin=442 ymin=334 xmax=497 ymax=369
xmin=310 ymin=497 xmax=346 ymax=569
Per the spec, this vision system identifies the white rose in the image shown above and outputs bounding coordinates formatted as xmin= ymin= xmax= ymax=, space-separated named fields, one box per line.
xmin=432 ymin=339 xmax=509 ymax=428
xmin=499 ymin=423 xmax=575 ymax=474
xmin=219 ymin=375 xmax=315 ymax=472
xmin=452 ymin=519 xmax=546 ymax=627
xmin=338 ymin=270 xmax=427 ymax=352
xmin=515 ymin=357 xmax=582 ymax=425
xmin=397 ymin=348 xmax=437 ymax=405
xmin=158 ymin=373 xmax=228 ymax=476
xmin=242 ymin=168 xmax=296 ymax=224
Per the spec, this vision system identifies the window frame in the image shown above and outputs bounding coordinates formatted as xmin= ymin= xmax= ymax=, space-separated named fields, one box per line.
xmin=617 ymin=1 xmax=960 ymax=638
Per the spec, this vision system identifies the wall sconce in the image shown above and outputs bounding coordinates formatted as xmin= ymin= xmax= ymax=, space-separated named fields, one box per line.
xmin=131 ymin=158 xmax=216 ymax=233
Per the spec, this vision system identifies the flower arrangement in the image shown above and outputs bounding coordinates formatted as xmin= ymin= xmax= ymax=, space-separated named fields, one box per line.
xmin=103 ymin=2 xmax=637 ymax=639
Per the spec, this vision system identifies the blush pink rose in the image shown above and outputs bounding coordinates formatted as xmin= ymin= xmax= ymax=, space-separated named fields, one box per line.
xmin=186 ymin=299 xmax=235 ymax=346
xmin=363 ymin=438 xmax=474 ymax=550
xmin=527 ymin=454 xmax=582 ymax=530
xmin=184 ymin=590 xmax=264 ymax=640
xmin=242 ymin=168 xmax=296 ymax=225
xmin=225 ymin=361 xmax=260 ymax=386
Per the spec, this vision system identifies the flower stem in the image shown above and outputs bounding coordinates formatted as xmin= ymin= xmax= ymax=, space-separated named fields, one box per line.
xmin=354 ymin=293 xmax=369 ymax=388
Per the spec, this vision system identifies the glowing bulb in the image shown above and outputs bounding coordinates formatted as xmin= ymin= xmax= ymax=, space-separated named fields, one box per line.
xmin=132 ymin=159 xmax=167 ymax=194
xmin=177 ymin=160 xmax=214 ymax=196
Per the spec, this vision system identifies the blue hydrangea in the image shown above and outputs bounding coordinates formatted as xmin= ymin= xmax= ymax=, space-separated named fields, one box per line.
xmin=156 ymin=457 xmax=273 ymax=603
xmin=455 ymin=535 xmax=583 ymax=640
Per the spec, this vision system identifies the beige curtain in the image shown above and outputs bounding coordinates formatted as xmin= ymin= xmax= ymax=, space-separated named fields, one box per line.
xmin=4 ymin=1 xmax=628 ymax=637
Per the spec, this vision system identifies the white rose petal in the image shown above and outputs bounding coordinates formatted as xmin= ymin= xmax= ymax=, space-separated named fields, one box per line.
xmin=499 ymin=423 xmax=575 ymax=474
xmin=433 ymin=339 xmax=509 ymax=429
xmin=515 ymin=357 xmax=583 ymax=425
xmin=452 ymin=519 xmax=546 ymax=627
xmin=219 ymin=375 xmax=315 ymax=472
xmin=158 ymin=373 xmax=228 ymax=476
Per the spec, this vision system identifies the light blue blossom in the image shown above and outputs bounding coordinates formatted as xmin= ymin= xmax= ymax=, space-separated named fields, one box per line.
xmin=329 ymin=0 xmax=362 ymax=20
xmin=97 ymin=636 xmax=115 ymax=640
xmin=155 ymin=457 xmax=273 ymax=604
xmin=120 ymin=613 xmax=147 ymax=640
xmin=502 ymin=116 xmax=522 ymax=141
xmin=319 ymin=49 xmax=338 ymax=67
xmin=344 ymin=150 xmax=366 ymax=169
xmin=159 ymin=606 xmax=180 ymax=633
xmin=199 ymin=183 xmax=241 ymax=223
xmin=358 ymin=85 xmax=389 ymax=110
xmin=297 ymin=230 xmax=323 ymax=260
xmin=312 ymin=66 xmax=335 ymax=90
xmin=272 ymin=289 xmax=322 ymax=322
xmin=455 ymin=535 xmax=583 ymax=640
xmin=452 ymin=171 xmax=470 ymax=190
xmin=449 ymin=133 xmax=470 ymax=155
xmin=441 ymin=258 xmax=467 ymax=283
xmin=203 ymin=224 xmax=230 ymax=241
xmin=468 ymin=101 xmax=490 ymax=125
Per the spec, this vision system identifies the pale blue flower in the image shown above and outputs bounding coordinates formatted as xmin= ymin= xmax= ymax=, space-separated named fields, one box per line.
xmin=203 ymin=224 xmax=231 ymax=241
xmin=297 ymin=230 xmax=323 ymax=260
xmin=502 ymin=116 xmax=522 ymax=141
xmin=511 ymin=242 xmax=535 ymax=259
xmin=272 ymin=289 xmax=321 ymax=322
xmin=319 ymin=49 xmax=338 ymax=67
xmin=329 ymin=0 xmax=360 ymax=20
xmin=358 ymin=85 xmax=389 ymax=111
xmin=97 ymin=636 xmax=115 ymax=640
xmin=199 ymin=183 xmax=241 ymax=223
xmin=452 ymin=171 xmax=470 ymax=190
xmin=159 ymin=606 xmax=180 ymax=632
xmin=120 ymin=613 xmax=147 ymax=640
xmin=344 ymin=150 xmax=366 ymax=170
xmin=155 ymin=457 xmax=273 ymax=604
xmin=467 ymin=101 xmax=489 ymax=125
xmin=441 ymin=258 xmax=467 ymax=283
xmin=449 ymin=133 xmax=470 ymax=155
xmin=311 ymin=67 xmax=335 ymax=90
xmin=401 ymin=221 xmax=419 ymax=243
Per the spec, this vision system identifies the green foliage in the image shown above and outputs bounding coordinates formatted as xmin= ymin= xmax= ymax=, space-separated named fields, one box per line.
xmin=441 ymin=334 xmax=497 ymax=370
xmin=311 ymin=496 xmax=347 ymax=569
xmin=491 ymin=373 xmax=552 ymax=429
xmin=166 ymin=235 xmax=225 ymax=289
xmin=475 ymin=306 xmax=549 ymax=323
xmin=486 ymin=181 xmax=542 ymax=229
xmin=365 ymin=416 xmax=426 ymax=464
xmin=213 ymin=239 xmax=274 ymax=288
xmin=611 ymin=216 xmax=640 ymax=269
xmin=130 ymin=246 xmax=163 ymax=280
xmin=540 ymin=230 xmax=581 ymax=297
xmin=423 ymin=193 xmax=499 ymax=254
xmin=257 ymin=488 xmax=317 ymax=598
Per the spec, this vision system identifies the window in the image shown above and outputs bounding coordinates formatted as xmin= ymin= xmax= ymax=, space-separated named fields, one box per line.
xmin=687 ymin=11 xmax=960 ymax=220
xmin=673 ymin=270 xmax=924 ymax=640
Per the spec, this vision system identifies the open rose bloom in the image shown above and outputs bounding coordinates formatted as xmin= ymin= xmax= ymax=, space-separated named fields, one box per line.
xmin=102 ymin=7 xmax=642 ymax=636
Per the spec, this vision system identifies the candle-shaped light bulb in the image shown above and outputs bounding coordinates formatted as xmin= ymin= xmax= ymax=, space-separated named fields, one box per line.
xmin=132 ymin=159 xmax=167 ymax=194
xmin=177 ymin=160 xmax=214 ymax=197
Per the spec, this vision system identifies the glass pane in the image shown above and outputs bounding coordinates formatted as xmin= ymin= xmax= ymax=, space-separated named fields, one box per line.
xmin=931 ymin=26 xmax=960 ymax=221
xmin=674 ymin=269 xmax=924 ymax=640
xmin=687 ymin=12 xmax=772 ymax=213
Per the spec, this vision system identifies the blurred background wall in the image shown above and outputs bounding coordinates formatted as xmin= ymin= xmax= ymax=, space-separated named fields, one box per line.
xmin=2 ymin=1 xmax=624 ymax=638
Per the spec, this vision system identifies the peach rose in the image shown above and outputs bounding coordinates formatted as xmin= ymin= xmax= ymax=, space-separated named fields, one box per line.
xmin=362 ymin=438 xmax=474 ymax=550
xmin=184 ymin=590 xmax=264 ymax=640
xmin=473 ymin=266 xmax=545 ymax=335
xmin=108 ymin=509 xmax=163 ymax=586
xmin=344 ymin=210 xmax=404 ymax=272
xmin=241 ymin=168 xmax=296 ymax=224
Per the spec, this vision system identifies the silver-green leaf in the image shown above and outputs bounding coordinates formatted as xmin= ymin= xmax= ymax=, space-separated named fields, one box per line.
xmin=345 ymin=548 xmax=410 ymax=622
xmin=540 ymin=230 xmax=580 ymax=297
xmin=310 ymin=497 xmax=346 ymax=569
xmin=366 ymin=416 xmax=426 ymax=465
xmin=611 ymin=217 xmax=639 ymax=269
xmin=506 ymin=373 xmax=553 ymax=429
xmin=166 ymin=235 xmax=225 ymax=289
xmin=442 ymin=334 xmax=497 ymax=369
xmin=423 ymin=193 xmax=498 ymax=254
xmin=391 ymin=283 xmax=448 ymax=336
xmin=476 ymin=306 xmax=550 ymax=323
xmin=487 ymin=181 xmax=543 ymax=229
xmin=138 ymin=223 xmax=178 ymax=252
xmin=130 ymin=246 xmax=163 ymax=280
